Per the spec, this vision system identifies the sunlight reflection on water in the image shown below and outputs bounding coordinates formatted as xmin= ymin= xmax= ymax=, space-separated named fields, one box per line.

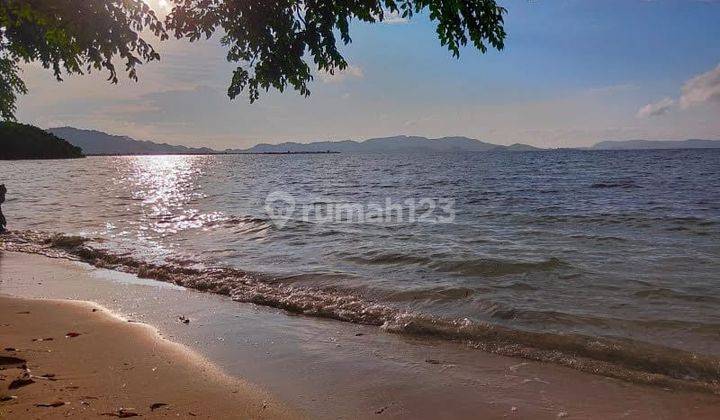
xmin=106 ymin=155 xmax=226 ymax=256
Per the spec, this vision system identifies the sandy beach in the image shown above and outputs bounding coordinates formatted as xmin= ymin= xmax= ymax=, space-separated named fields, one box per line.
xmin=4 ymin=2 xmax=720 ymax=418
xmin=2 ymin=250 xmax=720 ymax=419
xmin=0 ymin=294 xmax=296 ymax=419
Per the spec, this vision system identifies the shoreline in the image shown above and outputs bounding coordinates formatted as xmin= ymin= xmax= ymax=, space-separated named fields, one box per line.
xmin=0 ymin=295 xmax=297 ymax=419
xmin=3 ymin=230 xmax=719 ymax=394
xmin=2 ymin=250 xmax=720 ymax=418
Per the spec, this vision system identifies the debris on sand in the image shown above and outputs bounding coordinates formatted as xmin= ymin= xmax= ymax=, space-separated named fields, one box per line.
xmin=35 ymin=400 xmax=66 ymax=408
xmin=178 ymin=316 xmax=190 ymax=324
xmin=65 ymin=332 xmax=81 ymax=338
xmin=150 ymin=402 xmax=169 ymax=411
xmin=508 ymin=362 xmax=528 ymax=372
xmin=0 ymin=355 xmax=26 ymax=368
xmin=425 ymin=359 xmax=442 ymax=365
xmin=32 ymin=337 xmax=54 ymax=342
xmin=9 ymin=376 xmax=35 ymax=390
xmin=101 ymin=408 xmax=140 ymax=417
xmin=375 ymin=406 xmax=388 ymax=414
xmin=1 ymin=395 xmax=17 ymax=402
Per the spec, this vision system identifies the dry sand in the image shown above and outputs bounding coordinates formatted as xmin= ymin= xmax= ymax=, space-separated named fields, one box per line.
xmin=0 ymin=295 xmax=297 ymax=419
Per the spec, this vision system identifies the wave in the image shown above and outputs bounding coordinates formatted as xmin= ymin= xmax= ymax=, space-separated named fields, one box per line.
xmin=383 ymin=286 xmax=482 ymax=303
xmin=590 ymin=179 xmax=641 ymax=189
xmin=428 ymin=257 xmax=567 ymax=277
xmin=2 ymin=229 xmax=719 ymax=394
xmin=568 ymin=234 xmax=628 ymax=242
xmin=345 ymin=250 xmax=569 ymax=278
xmin=529 ymin=213 xmax=719 ymax=235
xmin=381 ymin=315 xmax=720 ymax=391
xmin=633 ymin=287 xmax=720 ymax=304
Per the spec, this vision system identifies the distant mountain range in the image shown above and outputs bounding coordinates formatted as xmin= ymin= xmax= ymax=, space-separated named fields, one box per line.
xmin=46 ymin=127 xmax=720 ymax=155
xmin=592 ymin=139 xmax=720 ymax=150
xmin=227 ymin=136 xmax=543 ymax=153
xmin=47 ymin=128 xmax=543 ymax=155
xmin=48 ymin=127 xmax=216 ymax=155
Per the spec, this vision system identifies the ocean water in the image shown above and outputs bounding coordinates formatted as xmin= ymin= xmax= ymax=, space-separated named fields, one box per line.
xmin=2 ymin=150 xmax=719 ymax=388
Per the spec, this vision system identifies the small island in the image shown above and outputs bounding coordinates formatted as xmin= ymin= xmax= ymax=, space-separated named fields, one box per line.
xmin=0 ymin=122 xmax=84 ymax=160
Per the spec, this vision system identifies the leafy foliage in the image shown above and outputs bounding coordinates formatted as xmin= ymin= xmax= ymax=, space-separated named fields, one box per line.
xmin=0 ymin=0 xmax=506 ymax=120
xmin=0 ymin=56 xmax=26 ymax=120
xmin=0 ymin=121 xmax=84 ymax=159
xmin=166 ymin=0 xmax=506 ymax=102
xmin=0 ymin=0 xmax=167 ymax=120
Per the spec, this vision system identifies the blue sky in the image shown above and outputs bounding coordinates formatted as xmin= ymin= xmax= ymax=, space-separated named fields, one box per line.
xmin=16 ymin=0 xmax=720 ymax=148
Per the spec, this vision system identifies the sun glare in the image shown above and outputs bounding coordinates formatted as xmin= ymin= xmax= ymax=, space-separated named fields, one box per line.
xmin=144 ymin=0 xmax=171 ymax=13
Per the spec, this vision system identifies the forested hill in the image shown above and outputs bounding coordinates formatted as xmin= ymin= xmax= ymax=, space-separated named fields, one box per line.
xmin=0 ymin=122 xmax=84 ymax=160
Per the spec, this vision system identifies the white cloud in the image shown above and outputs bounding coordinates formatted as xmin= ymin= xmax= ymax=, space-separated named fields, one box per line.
xmin=318 ymin=64 xmax=364 ymax=84
xmin=382 ymin=10 xmax=409 ymax=24
xmin=636 ymin=97 xmax=675 ymax=118
xmin=679 ymin=63 xmax=720 ymax=109
xmin=636 ymin=63 xmax=720 ymax=118
xmin=369 ymin=9 xmax=409 ymax=24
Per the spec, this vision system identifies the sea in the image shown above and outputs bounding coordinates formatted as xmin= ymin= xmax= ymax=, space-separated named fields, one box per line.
xmin=1 ymin=149 xmax=719 ymax=389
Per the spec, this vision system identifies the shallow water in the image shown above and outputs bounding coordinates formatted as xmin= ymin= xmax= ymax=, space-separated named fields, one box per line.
xmin=1 ymin=150 xmax=719 ymax=372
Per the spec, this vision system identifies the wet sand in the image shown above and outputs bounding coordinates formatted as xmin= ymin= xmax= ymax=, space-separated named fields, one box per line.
xmin=0 ymin=295 xmax=295 ymax=419
xmin=2 ymin=251 xmax=720 ymax=419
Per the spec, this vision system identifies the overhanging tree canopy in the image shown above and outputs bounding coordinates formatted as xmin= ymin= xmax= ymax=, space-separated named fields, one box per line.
xmin=0 ymin=0 xmax=166 ymax=120
xmin=0 ymin=0 xmax=506 ymax=120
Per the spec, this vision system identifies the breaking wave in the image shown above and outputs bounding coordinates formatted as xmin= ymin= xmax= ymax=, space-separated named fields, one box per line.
xmin=345 ymin=251 xmax=568 ymax=277
xmin=2 ymin=229 xmax=719 ymax=394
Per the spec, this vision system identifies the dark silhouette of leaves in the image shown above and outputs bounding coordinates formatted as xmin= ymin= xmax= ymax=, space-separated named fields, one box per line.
xmin=0 ymin=1 xmax=506 ymax=120
xmin=0 ymin=0 xmax=166 ymax=120
xmin=166 ymin=0 xmax=506 ymax=103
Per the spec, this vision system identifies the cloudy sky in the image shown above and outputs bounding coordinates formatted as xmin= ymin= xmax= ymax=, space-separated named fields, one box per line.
xmin=15 ymin=0 xmax=720 ymax=149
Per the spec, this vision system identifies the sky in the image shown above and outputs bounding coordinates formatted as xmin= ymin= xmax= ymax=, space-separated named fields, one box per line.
xmin=14 ymin=0 xmax=720 ymax=149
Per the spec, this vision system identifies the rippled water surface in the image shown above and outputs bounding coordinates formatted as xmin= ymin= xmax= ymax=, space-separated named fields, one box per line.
xmin=2 ymin=150 xmax=719 ymax=359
